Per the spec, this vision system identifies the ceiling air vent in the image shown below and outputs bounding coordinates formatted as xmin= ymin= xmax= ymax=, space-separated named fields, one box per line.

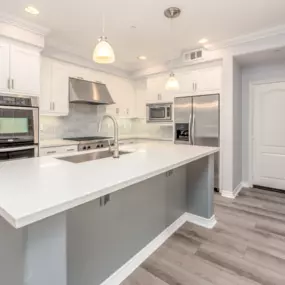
xmin=183 ymin=49 xmax=203 ymax=63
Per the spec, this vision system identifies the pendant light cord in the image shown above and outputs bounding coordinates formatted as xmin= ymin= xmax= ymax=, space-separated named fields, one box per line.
xmin=102 ymin=13 xmax=105 ymax=35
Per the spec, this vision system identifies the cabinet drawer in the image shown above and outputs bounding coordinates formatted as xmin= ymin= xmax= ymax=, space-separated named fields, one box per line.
xmin=40 ymin=145 xmax=78 ymax=157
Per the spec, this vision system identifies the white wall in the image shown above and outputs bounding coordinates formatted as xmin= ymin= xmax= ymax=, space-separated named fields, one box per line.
xmin=232 ymin=59 xmax=243 ymax=189
xmin=242 ymin=63 xmax=285 ymax=183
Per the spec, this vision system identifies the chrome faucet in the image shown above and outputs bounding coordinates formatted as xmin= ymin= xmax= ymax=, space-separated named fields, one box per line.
xmin=98 ymin=114 xmax=119 ymax=158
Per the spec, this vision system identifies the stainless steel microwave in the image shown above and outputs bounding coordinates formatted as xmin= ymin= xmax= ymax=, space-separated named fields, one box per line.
xmin=146 ymin=103 xmax=172 ymax=122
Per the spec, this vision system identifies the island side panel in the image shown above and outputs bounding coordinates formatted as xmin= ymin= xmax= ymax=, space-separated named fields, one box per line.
xmin=0 ymin=217 xmax=24 ymax=285
xmin=24 ymin=213 xmax=67 ymax=285
xmin=186 ymin=154 xmax=215 ymax=219
xmin=67 ymin=166 xmax=187 ymax=285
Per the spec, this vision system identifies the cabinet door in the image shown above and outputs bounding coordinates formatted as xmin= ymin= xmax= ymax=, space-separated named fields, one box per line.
xmin=40 ymin=57 xmax=52 ymax=114
xmin=0 ymin=43 xmax=10 ymax=93
xmin=135 ymin=79 xmax=147 ymax=118
xmin=51 ymin=62 xmax=69 ymax=115
xmin=147 ymin=74 xmax=174 ymax=102
xmin=177 ymin=70 xmax=198 ymax=94
xmin=10 ymin=45 xmax=40 ymax=96
xmin=196 ymin=67 xmax=221 ymax=93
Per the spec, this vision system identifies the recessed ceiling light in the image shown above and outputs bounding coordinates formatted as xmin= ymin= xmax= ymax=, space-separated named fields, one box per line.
xmin=25 ymin=6 xmax=40 ymax=15
xmin=138 ymin=56 xmax=147 ymax=60
xmin=198 ymin=38 xmax=208 ymax=44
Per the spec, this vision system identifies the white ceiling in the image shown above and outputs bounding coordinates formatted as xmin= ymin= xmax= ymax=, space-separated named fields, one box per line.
xmin=1 ymin=0 xmax=285 ymax=72
xmin=236 ymin=48 xmax=285 ymax=67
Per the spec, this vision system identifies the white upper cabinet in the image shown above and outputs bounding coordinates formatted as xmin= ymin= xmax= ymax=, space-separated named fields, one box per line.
xmin=195 ymin=66 xmax=221 ymax=93
xmin=0 ymin=43 xmax=10 ymax=93
xmin=10 ymin=45 xmax=40 ymax=95
xmin=134 ymin=79 xmax=147 ymax=118
xmin=40 ymin=58 xmax=69 ymax=116
xmin=106 ymin=74 xmax=136 ymax=118
xmin=147 ymin=74 xmax=174 ymax=103
xmin=0 ymin=41 xmax=40 ymax=96
xmin=146 ymin=66 xmax=222 ymax=101
xmin=50 ymin=62 xmax=69 ymax=115
xmin=178 ymin=66 xmax=221 ymax=95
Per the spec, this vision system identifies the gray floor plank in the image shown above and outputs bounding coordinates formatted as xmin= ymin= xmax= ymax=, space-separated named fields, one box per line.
xmin=121 ymin=188 xmax=285 ymax=285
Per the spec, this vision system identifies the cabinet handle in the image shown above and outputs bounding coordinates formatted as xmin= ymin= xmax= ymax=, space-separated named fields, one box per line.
xmin=7 ymin=79 xmax=10 ymax=89
xmin=195 ymin=82 xmax=197 ymax=91
xmin=66 ymin=148 xmax=74 ymax=152
xmin=11 ymin=79 xmax=14 ymax=89
xmin=53 ymin=102 xmax=55 ymax=111
xmin=47 ymin=151 xmax=56 ymax=154
xmin=50 ymin=102 xmax=53 ymax=111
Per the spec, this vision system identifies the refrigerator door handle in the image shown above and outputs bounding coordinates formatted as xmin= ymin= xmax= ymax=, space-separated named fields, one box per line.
xmin=192 ymin=115 xmax=195 ymax=145
xmin=188 ymin=112 xmax=192 ymax=144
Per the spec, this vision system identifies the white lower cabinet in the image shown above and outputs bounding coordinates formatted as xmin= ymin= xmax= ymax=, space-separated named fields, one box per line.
xmin=40 ymin=145 xmax=78 ymax=157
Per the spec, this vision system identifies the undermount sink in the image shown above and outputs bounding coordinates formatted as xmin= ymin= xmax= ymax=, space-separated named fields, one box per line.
xmin=57 ymin=150 xmax=132 ymax=164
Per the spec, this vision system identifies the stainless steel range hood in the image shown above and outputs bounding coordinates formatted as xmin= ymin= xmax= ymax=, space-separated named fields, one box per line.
xmin=69 ymin=78 xmax=115 ymax=105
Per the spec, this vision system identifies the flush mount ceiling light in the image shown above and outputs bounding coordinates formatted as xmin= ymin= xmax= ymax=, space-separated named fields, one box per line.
xmin=93 ymin=14 xmax=115 ymax=64
xmin=164 ymin=7 xmax=181 ymax=91
xmin=137 ymin=55 xmax=147 ymax=60
xmin=198 ymin=38 xmax=208 ymax=44
xmin=25 ymin=6 xmax=39 ymax=15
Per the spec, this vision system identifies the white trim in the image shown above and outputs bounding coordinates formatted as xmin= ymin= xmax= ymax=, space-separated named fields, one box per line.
xmin=100 ymin=213 xmax=188 ymax=285
xmin=185 ymin=213 xmax=217 ymax=229
xmin=221 ymin=182 xmax=243 ymax=199
xmin=100 ymin=212 xmax=216 ymax=285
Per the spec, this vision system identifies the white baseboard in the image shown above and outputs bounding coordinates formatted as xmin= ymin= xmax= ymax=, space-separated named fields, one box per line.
xmin=100 ymin=212 xmax=216 ymax=285
xmin=185 ymin=213 xmax=217 ymax=229
xmin=221 ymin=182 xmax=244 ymax=199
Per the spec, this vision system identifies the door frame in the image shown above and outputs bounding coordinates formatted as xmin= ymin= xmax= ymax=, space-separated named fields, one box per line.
xmin=248 ymin=78 xmax=285 ymax=187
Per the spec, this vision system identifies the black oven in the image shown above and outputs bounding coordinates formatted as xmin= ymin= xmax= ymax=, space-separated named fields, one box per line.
xmin=0 ymin=146 xmax=38 ymax=161
xmin=0 ymin=95 xmax=39 ymax=160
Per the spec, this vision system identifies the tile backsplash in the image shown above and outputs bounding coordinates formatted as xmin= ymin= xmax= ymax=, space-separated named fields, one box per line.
xmin=40 ymin=104 xmax=173 ymax=140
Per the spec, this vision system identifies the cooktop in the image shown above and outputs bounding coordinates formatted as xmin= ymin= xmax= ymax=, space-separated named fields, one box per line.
xmin=64 ymin=136 xmax=111 ymax=142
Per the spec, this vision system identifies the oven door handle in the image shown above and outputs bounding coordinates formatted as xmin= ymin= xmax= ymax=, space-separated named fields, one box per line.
xmin=0 ymin=145 xmax=36 ymax=152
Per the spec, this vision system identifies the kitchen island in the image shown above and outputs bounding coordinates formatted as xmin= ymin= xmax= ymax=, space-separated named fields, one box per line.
xmin=0 ymin=142 xmax=218 ymax=285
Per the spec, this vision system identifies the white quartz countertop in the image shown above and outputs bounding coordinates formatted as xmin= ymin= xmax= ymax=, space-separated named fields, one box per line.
xmin=0 ymin=142 xmax=218 ymax=228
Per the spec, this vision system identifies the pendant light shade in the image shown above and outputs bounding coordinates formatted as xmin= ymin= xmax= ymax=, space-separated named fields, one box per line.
xmin=93 ymin=36 xmax=115 ymax=64
xmin=165 ymin=72 xmax=179 ymax=90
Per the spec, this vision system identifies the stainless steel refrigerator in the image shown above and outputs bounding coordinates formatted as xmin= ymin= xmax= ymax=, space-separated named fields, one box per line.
xmin=174 ymin=94 xmax=220 ymax=189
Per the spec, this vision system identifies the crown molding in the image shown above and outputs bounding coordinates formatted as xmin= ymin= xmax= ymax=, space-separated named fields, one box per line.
xmin=43 ymin=45 xmax=131 ymax=79
xmin=207 ymin=24 xmax=285 ymax=51
xmin=0 ymin=12 xmax=50 ymax=36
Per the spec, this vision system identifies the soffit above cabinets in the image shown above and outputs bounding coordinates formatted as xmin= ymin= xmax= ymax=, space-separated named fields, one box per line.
xmin=1 ymin=0 xmax=285 ymax=72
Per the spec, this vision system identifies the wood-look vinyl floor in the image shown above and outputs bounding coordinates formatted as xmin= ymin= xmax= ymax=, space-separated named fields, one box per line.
xmin=121 ymin=188 xmax=285 ymax=285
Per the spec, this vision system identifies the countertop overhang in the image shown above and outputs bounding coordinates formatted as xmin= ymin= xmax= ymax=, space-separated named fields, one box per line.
xmin=0 ymin=142 xmax=219 ymax=228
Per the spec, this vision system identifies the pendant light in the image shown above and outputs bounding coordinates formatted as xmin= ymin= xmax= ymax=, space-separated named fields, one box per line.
xmin=164 ymin=7 xmax=181 ymax=91
xmin=93 ymin=14 xmax=115 ymax=64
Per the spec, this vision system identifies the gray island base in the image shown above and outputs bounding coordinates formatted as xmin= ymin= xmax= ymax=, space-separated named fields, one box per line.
xmin=0 ymin=149 xmax=216 ymax=285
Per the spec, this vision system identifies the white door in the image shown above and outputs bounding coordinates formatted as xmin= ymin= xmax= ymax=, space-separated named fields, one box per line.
xmin=0 ymin=43 xmax=10 ymax=93
xmin=253 ymin=82 xmax=285 ymax=190
xmin=10 ymin=45 xmax=40 ymax=96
